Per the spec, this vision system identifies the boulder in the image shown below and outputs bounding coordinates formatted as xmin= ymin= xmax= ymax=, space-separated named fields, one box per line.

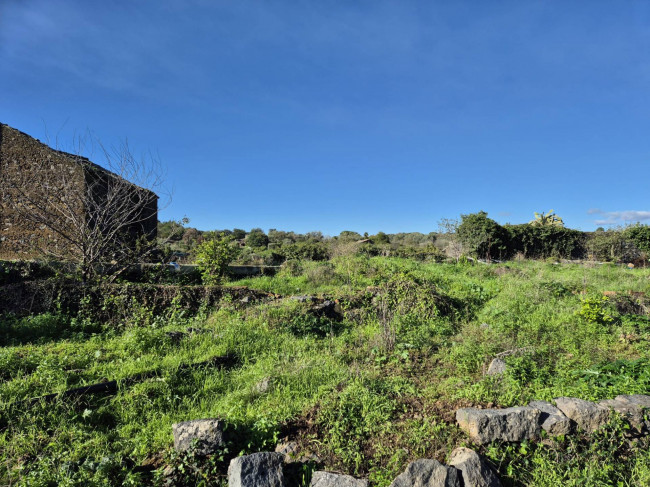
xmin=528 ymin=400 xmax=572 ymax=436
xmin=389 ymin=459 xmax=462 ymax=487
xmin=599 ymin=394 xmax=650 ymax=433
xmin=228 ymin=452 xmax=285 ymax=487
xmin=172 ymin=418 xmax=224 ymax=455
xmin=310 ymin=471 xmax=368 ymax=487
xmin=456 ymin=407 xmax=541 ymax=444
xmin=448 ymin=447 xmax=502 ymax=487
xmin=554 ymin=397 xmax=610 ymax=433
xmin=486 ymin=359 xmax=507 ymax=376
xmin=311 ymin=300 xmax=342 ymax=320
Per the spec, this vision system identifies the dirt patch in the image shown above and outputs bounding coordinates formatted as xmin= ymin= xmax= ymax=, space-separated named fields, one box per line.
xmin=610 ymin=293 xmax=650 ymax=316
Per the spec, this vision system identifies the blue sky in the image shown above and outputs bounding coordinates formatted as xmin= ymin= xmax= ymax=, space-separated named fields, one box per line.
xmin=1 ymin=1 xmax=649 ymax=234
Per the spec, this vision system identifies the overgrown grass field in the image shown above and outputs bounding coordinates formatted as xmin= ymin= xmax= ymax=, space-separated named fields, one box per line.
xmin=2 ymin=258 xmax=650 ymax=486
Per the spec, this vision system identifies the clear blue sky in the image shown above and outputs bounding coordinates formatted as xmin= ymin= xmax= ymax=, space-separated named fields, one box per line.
xmin=2 ymin=1 xmax=649 ymax=234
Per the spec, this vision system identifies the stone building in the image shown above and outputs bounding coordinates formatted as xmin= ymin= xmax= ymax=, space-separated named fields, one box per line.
xmin=0 ymin=123 xmax=158 ymax=261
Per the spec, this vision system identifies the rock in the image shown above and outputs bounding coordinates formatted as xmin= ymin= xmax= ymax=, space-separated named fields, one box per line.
xmin=448 ymin=447 xmax=502 ymax=487
xmin=456 ymin=407 xmax=541 ymax=444
xmin=599 ymin=394 xmax=650 ymax=433
xmin=275 ymin=441 xmax=299 ymax=459
xmin=253 ymin=377 xmax=273 ymax=395
xmin=529 ymin=400 xmax=572 ymax=436
xmin=172 ymin=418 xmax=224 ymax=455
xmin=554 ymin=397 xmax=610 ymax=433
xmin=290 ymin=295 xmax=316 ymax=303
xmin=311 ymin=300 xmax=342 ymax=320
xmin=486 ymin=359 xmax=507 ymax=376
xmin=228 ymin=452 xmax=285 ymax=487
xmin=389 ymin=459 xmax=462 ymax=487
xmin=275 ymin=441 xmax=320 ymax=464
xmin=310 ymin=471 xmax=368 ymax=487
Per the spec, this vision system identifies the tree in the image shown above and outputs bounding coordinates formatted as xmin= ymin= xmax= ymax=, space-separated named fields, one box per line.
xmin=0 ymin=132 xmax=167 ymax=281
xmin=246 ymin=228 xmax=269 ymax=248
xmin=437 ymin=218 xmax=464 ymax=262
xmin=372 ymin=231 xmax=390 ymax=244
xmin=530 ymin=210 xmax=564 ymax=227
xmin=232 ymin=228 xmax=246 ymax=240
xmin=194 ymin=233 xmax=240 ymax=284
xmin=623 ymin=224 xmax=650 ymax=255
xmin=338 ymin=230 xmax=363 ymax=242
xmin=456 ymin=211 xmax=508 ymax=261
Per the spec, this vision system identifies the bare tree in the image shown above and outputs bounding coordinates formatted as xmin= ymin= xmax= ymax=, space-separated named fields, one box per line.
xmin=0 ymin=129 xmax=169 ymax=281
xmin=437 ymin=217 xmax=464 ymax=262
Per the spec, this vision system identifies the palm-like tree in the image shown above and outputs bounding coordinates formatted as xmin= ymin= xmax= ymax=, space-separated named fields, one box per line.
xmin=530 ymin=210 xmax=564 ymax=227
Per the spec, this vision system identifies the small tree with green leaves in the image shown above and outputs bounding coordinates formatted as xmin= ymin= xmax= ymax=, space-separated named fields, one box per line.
xmin=245 ymin=228 xmax=269 ymax=249
xmin=194 ymin=233 xmax=240 ymax=284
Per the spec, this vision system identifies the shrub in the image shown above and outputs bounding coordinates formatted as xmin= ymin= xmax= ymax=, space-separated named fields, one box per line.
xmin=246 ymin=228 xmax=269 ymax=249
xmin=507 ymin=224 xmax=585 ymax=259
xmin=194 ymin=233 xmax=240 ymax=284
xmin=281 ymin=241 xmax=329 ymax=261
xmin=392 ymin=245 xmax=445 ymax=262
xmin=457 ymin=211 xmax=508 ymax=260
xmin=623 ymin=225 xmax=650 ymax=256
xmin=576 ymin=296 xmax=615 ymax=326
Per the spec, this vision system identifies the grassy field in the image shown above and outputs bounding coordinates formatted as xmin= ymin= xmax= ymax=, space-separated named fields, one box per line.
xmin=2 ymin=257 xmax=650 ymax=486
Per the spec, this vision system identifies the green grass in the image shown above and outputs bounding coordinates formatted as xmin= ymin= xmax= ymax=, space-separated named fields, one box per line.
xmin=2 ymin=257 xmax=650 ymax=485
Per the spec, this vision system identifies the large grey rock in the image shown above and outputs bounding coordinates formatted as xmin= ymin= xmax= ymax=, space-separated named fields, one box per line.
xmin=448 ymin=448 xmax=502 ymax=487
xmin=389 ymin=459 xmax=462 ymax=487
xmin=228 ymin=452 xmax=285 ymax=487
xmin=599 ymin=394 xmax=650 ymax=433
xmin=529 ymin=400 xmax=572 ymax=436
xmin=554 ymin=397 xmax=610 ymax=433
xmin=486 ymin=359 xmax=507 ymax=376
xmin=172 ymin=418 xmax=224 ymax=455
xmin=456 ymin=407 xmax=541 ymax=444
xmin=310 ymin=471 xmax=368 ymax=487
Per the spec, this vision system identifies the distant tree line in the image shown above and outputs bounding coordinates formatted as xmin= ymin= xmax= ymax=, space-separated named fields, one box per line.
xmin=455 ymin=211 xmax=650 ymax=263
xmin=158 ymin=211 xmax=650 ymax=266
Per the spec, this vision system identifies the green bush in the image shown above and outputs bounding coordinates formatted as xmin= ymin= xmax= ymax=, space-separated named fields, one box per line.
xmin=507 ymin=224 xmax=585 ymax=259
xmin=281 ymin=241 xmax=329 ymax=261
xmin=457 ymin=211 xmax=508 ymax=260
xmin=194 ymin=233 xmax=240 ymax=284
xmin=623 ymin=224 xmax=650 ymax=255
xmin=576 ymin=296 xmax=615 ymax=326
xmin=246 ymin=228 xmax=269 ymax=249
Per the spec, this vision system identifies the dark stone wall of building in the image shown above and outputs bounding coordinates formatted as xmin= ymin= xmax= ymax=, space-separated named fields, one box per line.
xmin=0 ymin=123 xmax=158 ymax=261
xmin=0 ymin=124 xmax=84 ymax=260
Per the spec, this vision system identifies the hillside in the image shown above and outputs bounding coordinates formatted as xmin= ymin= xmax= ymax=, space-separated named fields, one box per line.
xmin=1 ymin=257 xmax=650 ymax=485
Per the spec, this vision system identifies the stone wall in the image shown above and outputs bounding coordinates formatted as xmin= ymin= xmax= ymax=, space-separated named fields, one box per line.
xmin=0 ymin=124 xmax=84 ymax=260
xmin=0 ymin=123 xmax=158 ymax=261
